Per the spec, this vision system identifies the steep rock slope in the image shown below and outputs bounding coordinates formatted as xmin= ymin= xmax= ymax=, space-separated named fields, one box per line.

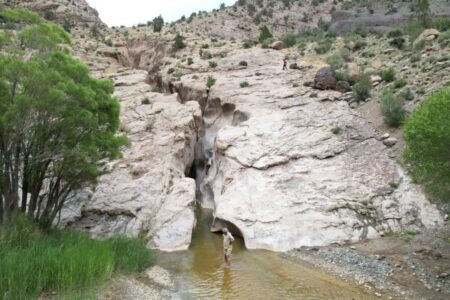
xmin=0 ymin=0 xmax=103 ymax=25
xmin=60 ymin=38 xmax=200 ymax=251
xmin=162 ymin=46 xmax=443 ymax=251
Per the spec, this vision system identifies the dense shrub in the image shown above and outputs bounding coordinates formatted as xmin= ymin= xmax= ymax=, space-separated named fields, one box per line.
xmin=239 ymin=60 xmax=248 ymax=66
xmin=438 ymin=30 xmax=450 ymax=47
xmin=433 ymin=17 xmax=450 ymax=32
xmin=325 ymin=53 xmax=344 ymax=70
xmin=404 ymin=87 xmax=450 ymax=201
xmin=242 ymin=39 xmax=254 ymax=49
xmin=201 ymin=51 xmax=213 ymax=59
xmin=380 ymin=67 xmax=396 ymax=82
xmin=352 ymin=73 xmax=372 ymax=103
xmin=282 ymin=32 xmax=298 ymax=48
xmin=389 ymin=36 xmax=406 ymax=49
xmin=314 ymin=38 xmax=333 ymax=54
xmin=187 ymin=57 xmax=194 ymax=65
xmin=381 ymin=89 xmax=405 ymax=127
xmin=172 ymin=32 xmax=185 ymax=50
xmin=258 ymin=25 xmax=273 ymax=43
xmin=387 ymin=29 xmax=404 ymax=38
xmin=394 ymin=78 xmax=407 ymax=89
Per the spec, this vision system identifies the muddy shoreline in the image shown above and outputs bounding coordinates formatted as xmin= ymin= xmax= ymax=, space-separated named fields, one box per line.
xmin=284 ymin=224 xmax=450 ymax=300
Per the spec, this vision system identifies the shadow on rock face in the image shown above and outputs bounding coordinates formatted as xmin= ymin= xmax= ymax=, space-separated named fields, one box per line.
xmin=232 ymin=110 xmax=250 ymax=126
xmin=211 ymin=216 xmax=244 ymax=240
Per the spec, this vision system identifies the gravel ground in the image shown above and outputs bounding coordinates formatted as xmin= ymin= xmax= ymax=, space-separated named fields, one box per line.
xmin=284 ymin=225 xmax=450 ymax=300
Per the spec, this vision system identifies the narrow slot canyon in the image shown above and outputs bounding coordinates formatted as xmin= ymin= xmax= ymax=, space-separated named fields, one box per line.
xmin=163 ymin=78 xmax=249 ymax=240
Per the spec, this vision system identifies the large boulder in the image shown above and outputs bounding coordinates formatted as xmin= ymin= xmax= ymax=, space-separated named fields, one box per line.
xmin=271 ymin=41 xmax=284 ymax=50
xmin=414 ymin=28 xmax=440 ymax=46
xmin=345 ymin=62 xmax=360 ymax=83
xmin=314 ymin=67 xmax=337 ymax=90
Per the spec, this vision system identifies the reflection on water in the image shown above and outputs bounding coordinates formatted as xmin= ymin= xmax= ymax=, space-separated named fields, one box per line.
xmin=156 ymin=209 xmax=379 ymax=300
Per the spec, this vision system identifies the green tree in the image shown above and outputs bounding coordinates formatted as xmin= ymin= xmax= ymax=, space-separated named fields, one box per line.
xmin=173 ymin=32 xmax=185 ymax=50
xmin=258 ymin=25 xmax=273 ymax=43
xmin=0 ymin=9 xmax=127 ymax=228
xmin=404 ymin=87 xmax=450 ymax=201
xmin=153 ymin=15 xmax=164 ymax=33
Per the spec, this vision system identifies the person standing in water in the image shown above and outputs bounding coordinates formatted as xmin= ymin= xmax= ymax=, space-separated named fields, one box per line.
xmin=222 ymin=227 xmax=234 ymax=267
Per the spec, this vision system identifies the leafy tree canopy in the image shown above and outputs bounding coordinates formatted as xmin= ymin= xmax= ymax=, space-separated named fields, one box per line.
xmin=0 ymin=8 xmax=127 ymax=228
xmin=404 ymin=87 xmax=450 ymax=202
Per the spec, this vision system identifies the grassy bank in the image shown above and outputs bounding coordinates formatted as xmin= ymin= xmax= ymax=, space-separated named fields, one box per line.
xmin=0 ymin=218 xmax=153 ymax=300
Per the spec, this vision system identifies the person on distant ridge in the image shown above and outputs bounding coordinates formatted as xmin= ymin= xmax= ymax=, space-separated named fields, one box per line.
xmin=222 ymin=227 xmax=234 ymax=267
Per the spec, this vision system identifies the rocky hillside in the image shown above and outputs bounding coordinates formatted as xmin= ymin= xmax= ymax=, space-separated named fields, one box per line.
xmin=5 ymin=0 xmax=449 ymax=252
xmin=0 ymin=0 xmax=103 ymax=25
xmin=172 ymin=0 xmax=334 ymax=40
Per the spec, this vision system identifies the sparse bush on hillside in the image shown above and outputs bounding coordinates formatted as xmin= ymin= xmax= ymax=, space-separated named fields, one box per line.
xmin=282 ymin=32 xmax=298 ymax=48
xmin=261 ymin=37 xmax=275 ymax=48
xmin=187 ymin=57 xmax=194 ymax=65
xmin=206 ymin=75 xmax=216 ymax=88
xmin=387 ymin=29 xmax=403 ymax=38
xmin=240 ymin=81 xmax=249 ymax=88
xmin=173 ymin=32 xmax=185 ymax=50
xmin=394 ymin=78 xmax=407 ymax=89
xmin=201 ymin=51 xmax=213 ymax=59
xmin=209 ymin=61 xmax=218 ymax=68
xmin=237 ymin=0 xmax=247 ymax=6
xmin=239 ymin=60 xmax=248 ymax=66
xmin=352 ymin=73 xmax=372 ymax=103
xmin=438 ymin=30 xmax=450 ymax=47
xmin=242 ymin=39 xmax=254 ymax=49
xmin=389 ymin=36 xmax=406 ymax=49
xmin=380 ymin=67 xmax=396 ymax=82
xmin=401 ymin=87 xmax=415 ymax=101
xmin=433 ymin=17 xmax=450 ymax=32
xmin=247 ymin=4 xmax=256 ymax=16
xmin=404 ymin=87 xmax=450 ymax=201
xmin=381 ymin=89 xmax=405 ymax=127
xmin=315 ymin=38 xmax=333 ymax=54
xmin=325 ymin=53 xmax=344 ymax=70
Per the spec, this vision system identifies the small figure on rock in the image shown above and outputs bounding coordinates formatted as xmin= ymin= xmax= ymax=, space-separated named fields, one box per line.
xmin=222 ymin=227 xmax=234 ymax=267
xmin=283 ymin=58 xmax=288 ymax=71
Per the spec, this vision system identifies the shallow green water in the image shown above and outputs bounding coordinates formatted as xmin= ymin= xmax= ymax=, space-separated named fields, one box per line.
xmin=156 ymin=209 xmax=379 ymax=300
